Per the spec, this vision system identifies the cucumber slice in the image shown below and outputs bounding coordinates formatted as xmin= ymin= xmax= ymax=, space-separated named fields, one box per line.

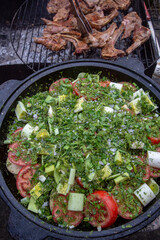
xmin=28 ymin=197 xmax=39 ymax=213
xmin=21 ymin=123 xmax=35 ymax=139
xmin=114 ymin=172 xmax=130 ymax=184
xmin=147 ymin=178 xmax=159 ymax=195
xmin=56 ymin=182 xmax=70 ymax=195
xmin=147 ymin=151 xmax=160 ymax=168
xmin=68 ymin=193 xmax=84 ymax=211
xmin=6 ymin=158 xmax=22 ymax=175
xmin=132 ymin=89 xmax=145 ymax=100
xmin=45 ymin=165 xmax=55 ymax=174
xmin=68 ymin=168 xmax=76 ymax=185
xmin=110 ymin=82 xmax=123 ymax=92
xmin=114 ymin=150 xmax=123 ymax=165
xmin=36 ymin=129 xmax=50 ymax=139
xmin=134 ymin=183 xmax=156 ymax=206
xmin=30 ymin=182 xmax=43 ymax=200
xmin=129 ymin=98 xmax=141 ymax=115
xmin=15 ymin=101 xmax=27 ymax=121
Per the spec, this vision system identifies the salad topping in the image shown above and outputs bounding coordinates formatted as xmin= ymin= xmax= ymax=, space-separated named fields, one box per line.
xmin=5 ymin=72 xmax=160 ymax=230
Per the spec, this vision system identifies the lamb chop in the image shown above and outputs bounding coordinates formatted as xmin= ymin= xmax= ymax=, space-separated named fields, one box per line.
xmin=47 ymin=0 xmax=70 ymax=14
xmin=98 ymin=0 xmax=118 ymax=11
xmin=53 ymin=6 xmax=71 ymax=22
xmin=84 ymin=22 xmax=117 ymax=48
xmin=41 ymin=18 xmax=81 ymax=37
xmin=86 ymin=7 xmax=118 ymax=30
xmin=121 ymin=12 xmax=142 ymax=39
xmin=61 ymin=34 xmax=89 ymax=54
xmin=34 ymin=33 xmax=67 ymax=52
xmin=101 ymin=24 xmax=125 ymax=59
xmin=113 ymin=0 xmax=131 ymax=11
xmin=126 ymin=24 xmax=151 ymax=55
xmin=83 ymin=0 xmax=100 ymax=8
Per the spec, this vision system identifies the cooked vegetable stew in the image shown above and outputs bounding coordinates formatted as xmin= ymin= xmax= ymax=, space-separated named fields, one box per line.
xmin=5 ymin=73 xmax=160 ymax=230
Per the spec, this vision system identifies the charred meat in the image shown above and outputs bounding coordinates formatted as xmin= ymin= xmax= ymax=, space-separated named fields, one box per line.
xmin=121 ymin=12 xmax=142 ymax=39
xmin=34 ymin=34 xmax=67 ymax=51
xmin=84 ymin=22 xmax=117 ymax=48
xmin=86 ymin=7 xmax=118 ymax=30
xmin=113 ymin=0 xmax=131 ymax=10
xmin=101 ymin=24 xmax=125 ymax=59
xmin=126 ymin=24 xmax=151 ymax=54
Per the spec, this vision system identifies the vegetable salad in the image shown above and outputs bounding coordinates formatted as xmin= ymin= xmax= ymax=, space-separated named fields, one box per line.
xmin=5 ymin=73 xmax=160 ymax=230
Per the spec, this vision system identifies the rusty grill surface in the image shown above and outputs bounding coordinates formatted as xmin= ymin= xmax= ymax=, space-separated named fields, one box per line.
xmin=10 ymin=0 xmax=160 ymax=71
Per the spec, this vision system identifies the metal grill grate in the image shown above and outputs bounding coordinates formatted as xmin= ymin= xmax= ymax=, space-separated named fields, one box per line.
xmin=10 ymin=0 xmax=160 ymax=72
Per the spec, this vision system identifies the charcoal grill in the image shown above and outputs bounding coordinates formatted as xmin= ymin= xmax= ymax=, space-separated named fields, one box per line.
xmin=10 ymin=0 xmax=160 ymax=72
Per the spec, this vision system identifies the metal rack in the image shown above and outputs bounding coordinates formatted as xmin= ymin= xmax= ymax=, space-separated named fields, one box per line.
xmin=10 ymin=0 xmax=160 ymax=72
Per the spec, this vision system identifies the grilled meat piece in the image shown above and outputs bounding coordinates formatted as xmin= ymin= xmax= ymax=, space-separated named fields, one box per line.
xmin=47 ymin=0 xmax=70 ymax=14
xmin=113 ymin=0 xmax=131 ymax=10
xmin=86 ymin=7 xmax=118 ymax=30
xmin=121 ymin=12 xmax=142 ymax=39
xmin=53 ymin=6 xmax=71 ymax=22
xmin=99 ymin=0 xmax=118 ymax=11
xmin=34 ymin=34 xmax=67 ymax=51
xmin=61 ymin=34 xmax=89 ymax=54
xmin=126 ymin=24 xmax=151 ymax=55
xmin=58 ymin=15 xmax=78 ymax=29
xmin=83 ymin=0 xmax=100 ymax=8
xmin=84 ymin=22 xmax=117 ymax=48
xmin=101 ymin=24 xmax=125 ymax=59
xmin=41 ymin=18 xmax=81 ymax=37
xmin=78 ymin=0 xmax=96 ymax=14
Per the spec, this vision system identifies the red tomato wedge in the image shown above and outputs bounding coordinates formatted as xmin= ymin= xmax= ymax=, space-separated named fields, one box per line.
xmin=150 ymin=147 xmax=160 ymax=178
xmin=84 ymin=190 xmax=118 ymax=228
xmin=49 ymin=78 xmax=72 ymax=93
xmin=119 ymin=81 xmax=137 ymax=91
xmin=99 ymin=80 xmax=111 ymax=87
xmin=72 ymin=78 xmax=99 ymax=101
xmin=10 ymin=128 xmax=23 ymax=142
xmin=8 ymin=142 xmax=32 ymax=166
xmin=147 ymin=136 xmax=160 ymax=145
xmin=16 ymin=164 xmax=39 ymax=197
xmin=72 ymin=78 xmax=86 ymax=98
xmin=136 ymin=156 xmax=150 ymax=181
xmin=75 ymin=177 xmax=87 ymax=189
xmin=112 ymin=186 xmax=143 ymax=220
xmin=52 ymin=194 xmax=84 ymax=227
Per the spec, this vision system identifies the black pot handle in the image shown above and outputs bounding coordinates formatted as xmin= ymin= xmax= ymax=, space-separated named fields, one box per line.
xmin=0 ymin=79 xmax=22 ymax=111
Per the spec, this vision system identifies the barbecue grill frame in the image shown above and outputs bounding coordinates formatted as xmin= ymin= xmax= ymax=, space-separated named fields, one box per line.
xmin=10 ymin=0 xmax=160 ymax=72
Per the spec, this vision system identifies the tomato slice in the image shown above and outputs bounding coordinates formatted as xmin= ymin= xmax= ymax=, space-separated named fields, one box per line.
xmin=8 ymin=142 xmax=32 ymax=166
xmin=9 ymin=128 xmax=23 ymax=143
xmin=119 ymin=81 xmax=137 ymax=91
xmin=112 ymin=186 xmax=143 ymax=220
xmin=147 ymin=136 xmax=160 ymax=145
xmin=84 ymin=190 xmax=118 ymax=228
xmin=49 ymin=78 xmax=72 ymax=93
xmin=16 ymin=164 xmax=39 ymax=197
xmin=75 ymin=177 xmax=87 ymax=189
xmin=72 ymin=78 xmax=99 ymax=101
xmin=99 ymin=80 xmax=111 ymax=87
xmin=72 ymin=78 xmax=87 ymax=98
xmin=52 ymin=194 xmax=84 ymax=227
xmin=136 ymin=156 xmax=150 ymax=181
